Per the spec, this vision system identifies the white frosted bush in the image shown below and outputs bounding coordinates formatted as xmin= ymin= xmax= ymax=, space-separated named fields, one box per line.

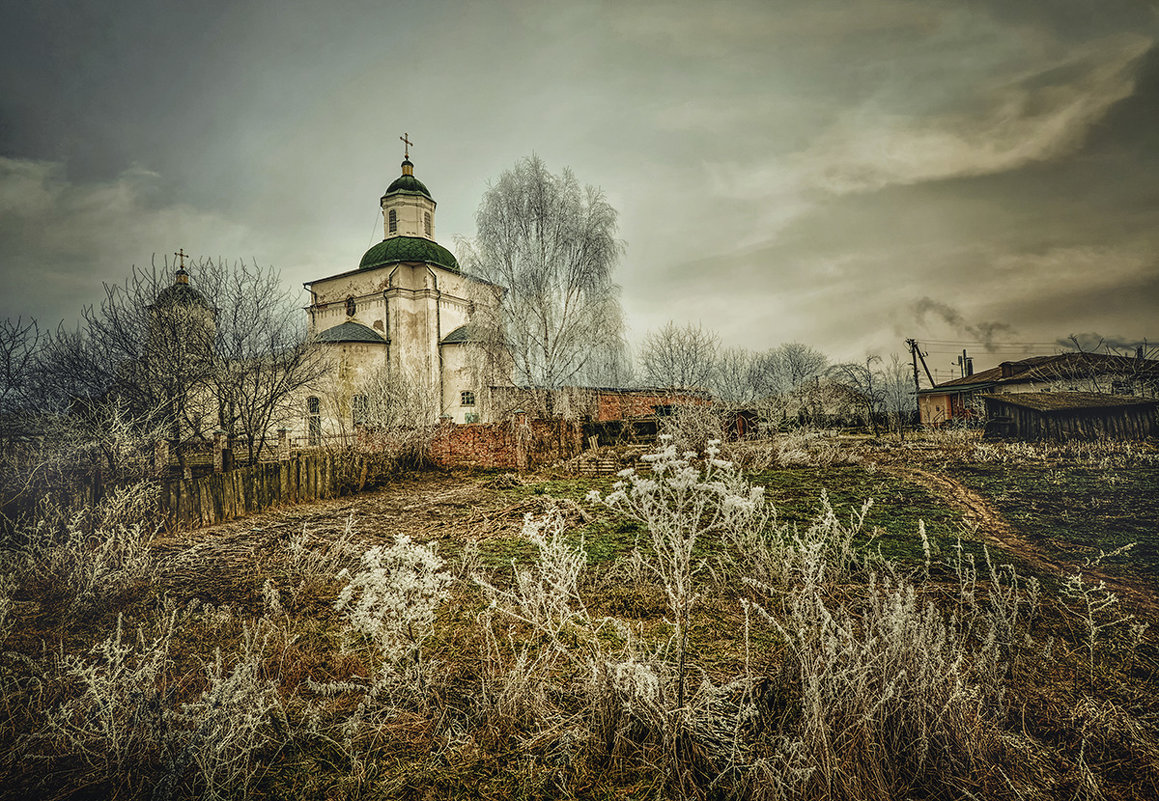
xmin=43 ymin=611 xmax=176 ymax=778
xmin=170 ymin=620 xmax=282 ymax=801
xmin=334 ymin=534 xmax=452 ymax=664
xmin=589 ymin=437 xmax=768 ymax=708
xmin=476 ymin=510 xmax=590 ymax=649
xmin=28 ymin=480 xmax=159 ymax=609
xmin=753 ymin=573 xmax=985 ymax=794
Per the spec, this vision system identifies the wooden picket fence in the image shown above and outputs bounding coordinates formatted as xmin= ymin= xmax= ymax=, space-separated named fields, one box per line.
xmin=161 ymin=451 xmax=368 ymax=529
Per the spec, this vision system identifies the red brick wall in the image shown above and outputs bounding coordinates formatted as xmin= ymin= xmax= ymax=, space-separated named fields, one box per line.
xmin=595 ymin=391 xmax=711 ymax=421
xmin=430 ymin=416 xmax=583 ymax=470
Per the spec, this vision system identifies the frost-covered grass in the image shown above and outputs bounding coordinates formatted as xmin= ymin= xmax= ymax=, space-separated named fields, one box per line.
xmin=0 ymin=437 xmax=1157 ymax=800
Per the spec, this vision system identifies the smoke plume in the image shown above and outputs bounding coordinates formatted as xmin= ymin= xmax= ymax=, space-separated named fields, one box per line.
xmin=912 ymin=298 xmax=1013 ymax=351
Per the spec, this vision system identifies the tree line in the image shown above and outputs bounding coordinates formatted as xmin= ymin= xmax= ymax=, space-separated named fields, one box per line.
xmin=0 ymin=259 xmax=324 ymax=484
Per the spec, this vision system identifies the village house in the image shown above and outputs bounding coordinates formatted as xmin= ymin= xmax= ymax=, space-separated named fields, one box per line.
xmin=917 ymin=352 xmax=1159 ymax=427
xmin=982 ymin=392 xmax=1159 ymax=441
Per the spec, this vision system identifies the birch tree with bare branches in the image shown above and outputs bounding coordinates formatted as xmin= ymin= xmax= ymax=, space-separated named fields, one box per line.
xmin=462 ymin=156 xmax=626 ymax=389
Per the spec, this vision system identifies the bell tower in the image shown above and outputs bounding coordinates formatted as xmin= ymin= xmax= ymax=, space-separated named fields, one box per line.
xmin=380 ymin=132 xmax=437 ymax=241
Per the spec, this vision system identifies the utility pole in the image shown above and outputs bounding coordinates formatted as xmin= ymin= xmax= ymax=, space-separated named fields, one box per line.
xmin=906 ymin=338 xmax=922 ymax=396
xmin=908 ymin=338 xmax=936 ymax=387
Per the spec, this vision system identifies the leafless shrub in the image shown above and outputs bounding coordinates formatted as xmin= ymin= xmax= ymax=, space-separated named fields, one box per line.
xmin=1062 ymin=545 xmax=1138 ymax=681
xmin=729 ymin=491 xmax=874 ymax=595
xmin=476 ymin=511 xmax=591 ymax=650
xmin=40 ymin=610 xmax=178 ymax=786
xmin=723 ymin=428 xmax=863 ymax=471
xmin=968 ymin=436 xmax=1158 ymax=468
xmin=747 ymin=572 xmax=998 ymax=799
xmin=166 ymin=618 xmax=284 ymax=801
xmin=657 ymin=401 xmax=727 ymax=455
xmin=35 ymin=603 xmax=287 ymax=800
xmin=589 ymin=437 xmax=768 ymax=710
xmin=29 ymin=481 xmax=159 ymax=609
xmin=281 ymin=516 xmax=360 ymax=605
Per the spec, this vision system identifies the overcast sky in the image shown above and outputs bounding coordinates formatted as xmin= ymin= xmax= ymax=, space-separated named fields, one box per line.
xmin=2 ymin=0 xmax=1156 ymax=380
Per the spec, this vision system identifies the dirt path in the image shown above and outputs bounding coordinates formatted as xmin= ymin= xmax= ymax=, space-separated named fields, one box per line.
xmin=888 ymin=465 xmax=1159 ymax=619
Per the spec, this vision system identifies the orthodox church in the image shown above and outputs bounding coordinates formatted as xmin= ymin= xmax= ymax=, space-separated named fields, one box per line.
xmin=298 ymin=143 xmax=505 ymax=439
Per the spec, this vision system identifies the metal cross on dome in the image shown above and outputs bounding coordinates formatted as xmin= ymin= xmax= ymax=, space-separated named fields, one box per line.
xmin=175 ymin=248 xmax=188 ymax=268
xmin=400 ymin=132 xmax=413 ymax=159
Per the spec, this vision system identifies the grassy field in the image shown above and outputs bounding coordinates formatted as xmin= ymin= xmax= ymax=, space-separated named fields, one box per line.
xmin=1 ymin=433 xmax=1157 ymax=800
xmin=949 ymin=463 xmax=1159 ymax=578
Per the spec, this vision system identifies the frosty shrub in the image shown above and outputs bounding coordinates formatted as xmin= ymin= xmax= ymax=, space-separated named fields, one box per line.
xmin=31 ymin=480 xmax=159 ymax=608
xmin=589 ymin=437 xmax=768 ymax=708
xmin=1062 ymin=544 xmax=1138 ymax=679
xmin=334 ymin=534 xmax=452 ymax=664
xmin=476 ymin=510 xmax=591 ymax=650
xmin=724 ymin=428 xmax=862 ymax=471
xmin=166 ymin=619 xmax=283 ymax=801
xmin=43 ymin=611 xmax=177 ymax=782
xmin=475 ymin=508 xmax=631 ymax=738
xmin=731 ymin=490 xmax=874 ymax=595
xmin=752 ymin=574 xmax=992 ymax=798
xmin=658 ymin=403 xmax=727 ymax=455
xmin=283 ymin=516 xmax=359 ymax=605
xmin=968 ymin=436 xmax=1157 ymax=468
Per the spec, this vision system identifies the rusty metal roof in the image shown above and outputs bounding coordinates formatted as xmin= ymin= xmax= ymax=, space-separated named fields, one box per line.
xmin=924 ymin=352 xmax=1159 ymax=392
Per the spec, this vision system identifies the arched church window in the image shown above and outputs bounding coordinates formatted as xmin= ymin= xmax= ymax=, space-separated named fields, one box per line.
xmin=352 ymin=394 xmax=368 ymax=427
xmin=424 ymin=212 xmax=432 ymax=236
xmin=388 ymin=209 xmax=397 ymax=234
xmin=461 ymin=390 xmax=476 ymax=407
xmin=346 ymin=296 xmax=356 ymax=317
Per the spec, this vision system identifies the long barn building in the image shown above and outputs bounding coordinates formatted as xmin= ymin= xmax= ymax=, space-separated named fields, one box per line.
xmin=982 ymin=392 xmax=1158 ymax=441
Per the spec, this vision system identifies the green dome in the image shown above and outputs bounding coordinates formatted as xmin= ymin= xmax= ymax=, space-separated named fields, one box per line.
xmin=383 ymin=160 xmax=432 ymax=199
xmin=359 ymin=236 xmax=460 ymax=272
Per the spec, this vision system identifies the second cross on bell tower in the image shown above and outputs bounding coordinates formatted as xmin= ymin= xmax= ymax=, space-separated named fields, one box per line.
xmin=380 ymin=133 xmax=437 ymax=241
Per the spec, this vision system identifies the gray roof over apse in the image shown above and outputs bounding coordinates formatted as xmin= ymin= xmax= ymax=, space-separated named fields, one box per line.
xmin=440 ymin=324 xmax=473 ymax=344
xmin=315 ymin=320 xmax=389 ymax=344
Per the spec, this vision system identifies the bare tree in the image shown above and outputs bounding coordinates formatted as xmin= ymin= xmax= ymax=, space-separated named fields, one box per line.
xmin=830 ymin=355 xmax=885 ymax=436
xmin=462 ymin=155 xmax=626 ymax=389
xmin=0 ymin=317 xmax=40 ymax=435
xmin=881 ymin=353 xmax=916 ymax=437
xmin=34 ymin=261 xmax=217 ymax=473
xmin=640 ymin=321 xmax=719 ymax=390
xmin=199 ymin=259 xmax=327 ymax=461
xmin=356 ymin=366 xmax=439 ymax=460
xmin=749 ymin=342 xmax=828 ymax=397
xmin=712 ymin=346 xmax=758 ymax=404
xmin=577 ymin=334 xmax=636 ymax=388
xmin=34 ymin=258 xmax=323 ymax=466
xmin=779 ymin=342 xmax=829 ymax=393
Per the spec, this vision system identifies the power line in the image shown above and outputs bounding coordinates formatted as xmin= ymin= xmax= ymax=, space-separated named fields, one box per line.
xmin=918 ymin=339 xmax=1064 ymax=348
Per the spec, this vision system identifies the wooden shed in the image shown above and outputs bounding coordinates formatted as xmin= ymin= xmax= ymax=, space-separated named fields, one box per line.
xmin=982 ymin=392 xmax=1158 ymax=441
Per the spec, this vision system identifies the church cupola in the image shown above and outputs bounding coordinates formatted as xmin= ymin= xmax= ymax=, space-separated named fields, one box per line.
xmin=153 ymin=248 xmax=211 ymax=310
xmin=380 ymin=133 xmax=437 ymax=241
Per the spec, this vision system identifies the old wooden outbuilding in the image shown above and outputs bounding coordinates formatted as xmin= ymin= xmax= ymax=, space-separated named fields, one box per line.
xmin=982 ymin=392 xmax=1158 ymax=441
